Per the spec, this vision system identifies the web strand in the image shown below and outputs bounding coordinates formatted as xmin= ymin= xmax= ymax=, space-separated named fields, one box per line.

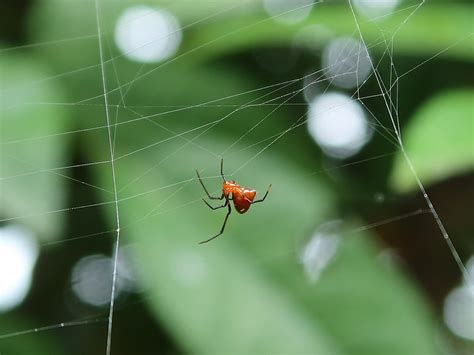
xmin=346 ymin=0 xmax=469 ymax=283
xmin=93 ymin=1 xmax=121 ymax=354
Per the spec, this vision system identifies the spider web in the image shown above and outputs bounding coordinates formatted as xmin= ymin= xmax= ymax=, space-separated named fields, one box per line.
xmin=0 ymin=0 xmax=472 ymax=354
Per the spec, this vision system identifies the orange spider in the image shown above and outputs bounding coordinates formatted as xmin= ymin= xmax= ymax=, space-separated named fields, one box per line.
xmin=196 ymin=159 xmax=271 ymax=244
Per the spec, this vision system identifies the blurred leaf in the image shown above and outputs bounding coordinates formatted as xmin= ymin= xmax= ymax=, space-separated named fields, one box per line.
xmin=86 ymin=72 xmax=340 ymax=354
xmin=113 ymin=154 xmax=341 ymax=354
xmin=29 ymin=0 xmax=474 ymax=73
xmin=93 ymin=134 xmax=442 ymax=355
xmin=390 ymin=89 xmax=474 ymax=192
xmin=0 ymin=55 xmax=70 ymax=240
xmin=182 ymin=3 xmax=474 ymax=62
xmin=81 ymin=62 xmax=443 ymax=354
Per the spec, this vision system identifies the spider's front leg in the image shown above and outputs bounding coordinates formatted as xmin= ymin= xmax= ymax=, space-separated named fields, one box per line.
xmin=196 ymin=170 xmax=223 ymax=200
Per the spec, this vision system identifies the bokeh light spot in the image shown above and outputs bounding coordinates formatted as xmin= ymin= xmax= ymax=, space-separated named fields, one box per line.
xmin=264 ymin=0 xmax=314 ymax=25
xmin=0 ymin=225 xmax=39 ymax=312
xmin=300 ymin=220 xmax=341 ymax=283
xmin=443 ymin=256 xmax=474 ymax=340
xmin=322 ymin=37 xmax=371 ymax=89
xmin=308 ymin=92 xmax=372 ymax=159
xmin=444 ymin=286 xmax=474 ymax=340
xmin=114 ymin=6 xmax=182 ymax=63
xmin=353 ymin=0 xmax=400 ymax=19
xmin=71 ymin=251 xmax=137 ymax=307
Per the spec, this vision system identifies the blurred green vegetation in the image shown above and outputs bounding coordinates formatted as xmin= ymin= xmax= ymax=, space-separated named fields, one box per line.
xmin=391 ymin=89 xmax=474 ymax=192
xmin=1 ymin=0 xmax=473 ymax=354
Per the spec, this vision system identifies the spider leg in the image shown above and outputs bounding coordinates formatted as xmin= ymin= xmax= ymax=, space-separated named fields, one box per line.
xmin=196 ymin=170 xmax=223 ymax=200
xmin=199 ymin=202 xmax=232 ymax=244
xmin=220 ymin=158 xmax=226 ymax=181
xmin=202 ymin=198 xmax=228 ymax=210
xmin=252 ymin=184 xmax=272 ymax=204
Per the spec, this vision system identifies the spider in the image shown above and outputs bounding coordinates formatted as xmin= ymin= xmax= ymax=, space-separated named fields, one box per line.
xmin=196 ymin=159 xmax=271 ymax=244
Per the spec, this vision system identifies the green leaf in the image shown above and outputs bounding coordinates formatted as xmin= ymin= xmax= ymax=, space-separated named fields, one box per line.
xmin=390 ymin=89 xmax=474 ymax=192
xmin=29 ymin=1 xmax=474 ymax=72
xmin=185 ymin=4 xmax=474 ymax=63
xmin=82 ymin=63 xmax=443 ymax=354
xmin=113 ymin=149 xmax=341 ymax=354
xmin=85 ymin=67 xmax=340 ymax=354
xmin=95 ymin=143 xmax=442 ymax=355
xmin=0 ymin=55 xmax=71 ymax=240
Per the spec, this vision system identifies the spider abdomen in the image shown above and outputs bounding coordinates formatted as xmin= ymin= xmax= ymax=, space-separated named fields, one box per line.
xmin=232 ymin=188 xmax=256 ymax=214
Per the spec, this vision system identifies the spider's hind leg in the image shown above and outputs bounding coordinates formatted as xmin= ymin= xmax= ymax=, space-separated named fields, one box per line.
xmin=199 ymin=202 xmax=232 ymax=244
xmin=202 ymin=198 xmax=228 ymax=210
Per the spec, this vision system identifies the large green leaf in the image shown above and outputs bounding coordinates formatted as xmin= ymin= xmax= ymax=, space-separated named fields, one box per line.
xmin=81 ymin=63 xmax=443 ymax=354
xmin=110 ymin=147 xmax=339 ymax=354
xmin=91 ymin=137 xmax=441 ymax=355
xmin=83 ymin=64 xmax=340 ymax=353
xmin=0 ymin=55 xmax=70 ymax=240
xmin=390 ymin=89 xmax=474 ymax=192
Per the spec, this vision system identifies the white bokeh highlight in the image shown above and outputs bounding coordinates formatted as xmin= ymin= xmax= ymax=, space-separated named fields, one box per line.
xmin=444 ymin=286 xmax=474 ymax=340
xmin=71 ymin=249 xmax=137 ymax=307
xmin=443 ymin=256 xmax=474 ymax=340
xmin=0 ymin=225 xmax=39 ymax=312
xmin=115 ymin=6 xmax=182 ymax=63
xmin=300 ymin=220 xmax=341 ymax=283
xmin=302 ymin=72 xmax=321 ymax=103
xmin=71 ymin=254 xmax=116 ymax=307
xmin=308 ymin=92 xmax=373 ymax=159
xmin=353 ymin=0 xmax=400 ymax=19
xmin=264 ymin=0 xmax=314 ymax=25
xmin=322 ymin=37 xmax=371 ymax=89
